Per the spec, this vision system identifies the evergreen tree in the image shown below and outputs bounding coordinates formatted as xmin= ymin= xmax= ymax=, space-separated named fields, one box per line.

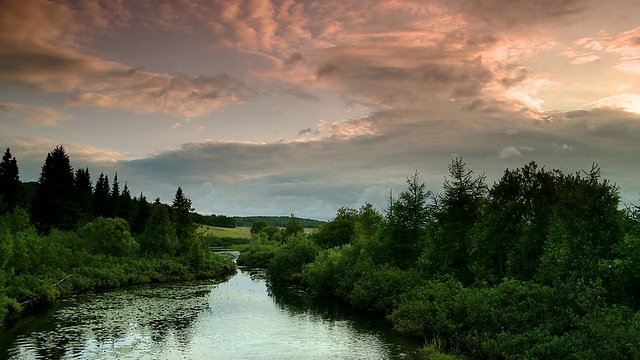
xmin=130 ymin=194 xmax=150 ymax=235
xmin=285 ymin=213 xmax=304 ymax=238
xmin=427 ymin=158 xmax=486 ymax=283
xmin=119 ymin=183 xmax=133 ymax=221
xmin=73 ymin=168 xmax=93 ymax=223
xmin=31 ymin=146 xmax=79 ymax=231
xmin=140 ymin=202 xmax=178 ymax=256
xmin=0 ymin=148 xmax=20 ymax=212
xmin=110 ymin=173 xmax=120 ymax=217
xmin=172 ymin=187 xmax=195 ymax=247
xmin=383 ymin=171 xmax=431 ymax=268
xmin=93 ymin=173 xmax=110 ymax=217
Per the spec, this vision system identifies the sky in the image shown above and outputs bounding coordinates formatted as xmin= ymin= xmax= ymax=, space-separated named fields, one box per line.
xmin=1 ymin=0 xmax=639 ymax=220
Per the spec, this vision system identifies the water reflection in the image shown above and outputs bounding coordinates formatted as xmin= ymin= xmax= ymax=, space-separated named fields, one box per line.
xmin=2 ymin=268 xmax=419 ymax=360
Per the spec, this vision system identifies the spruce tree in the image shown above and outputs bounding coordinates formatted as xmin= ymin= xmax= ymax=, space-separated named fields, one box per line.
xmin=110 ymin=173 xmax=120 ymax=217
xmin=74 ymin=167 xmax=93 ymax=223
xmin=0 ymin=148 xmax=20 ymax=212
xmin=31 ymin=146 xmax=79 ymax=231
xmin=93 ymin=173 xmax=110 ymax=217
xmin=172 ymin=187 xmax=195 ymax=249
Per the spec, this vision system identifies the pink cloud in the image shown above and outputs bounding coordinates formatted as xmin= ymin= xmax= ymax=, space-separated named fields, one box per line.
xmin=0 ymin=0 xmax=245 ymax=118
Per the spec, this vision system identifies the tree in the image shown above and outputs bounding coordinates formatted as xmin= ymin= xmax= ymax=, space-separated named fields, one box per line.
xmin=313 ymin=207 xmax=358 ymax=248
xmin=0 ymin=148 xmax=20 ymax=212
xmin=73 ymin=168 xmax=93 ymax=224
xmin=119 ymin=183 xmax=133 ymax=221
xmin=537 ymin=164 xmax=623 ymax=284
xmin=383 ymin=171 xmax=431 ymax=268
xmin=31 ymin=146 xmax=79 ymax=231
xmin=171 ymin=187 xmax=196 ymax=254
xmin=250 ymin=221 xmax=267 ymax=235
xmin=110 ymin=173 xmax=120 ymax=217
xmin=78 ymin=217 xmax=138 ymax=257
xmin=140 ymin=202 xmax=178 ymax=256
xmin=284 ymin=214 xmax=304 ymax=239
xmin=129 ymin=194 xmax=150 ymax=235
xmin=471 ymin=162 xmax=561 ymax=281
xmin=93 ymin=173 xmax=110 ymax=218
xmin=427 ymin=158 xmax=486 ymax=282
xmin=354 ymin=203 xmax=384 ymax=242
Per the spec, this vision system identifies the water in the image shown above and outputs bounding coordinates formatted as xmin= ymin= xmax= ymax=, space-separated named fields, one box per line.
xmin=1 ymin=267 xmax=420 ymax=359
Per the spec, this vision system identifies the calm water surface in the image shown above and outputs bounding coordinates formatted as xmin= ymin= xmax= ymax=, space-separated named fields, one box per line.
xmin=1 ymin=266 xmax=420 ymax=359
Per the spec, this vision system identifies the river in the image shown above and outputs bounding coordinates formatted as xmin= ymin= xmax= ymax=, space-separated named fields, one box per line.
xmin=1 ymin=263 xmax=420 ymax=359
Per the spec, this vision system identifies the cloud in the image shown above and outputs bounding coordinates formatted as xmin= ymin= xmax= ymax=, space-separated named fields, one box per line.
xmin=0 ymin=102 xmax=72 ymax=127
xmin=65 ymin=73 xmax=245 ymax=118
xmin=592 ymin=94 xmax=640 ymax=114
xmin=0 ymin=0 xmax=245 ymax=119
xmin=497 ymin=146 xmax=534 ymax=159
xmin=568 ymin=26 xmax=640 ymax=74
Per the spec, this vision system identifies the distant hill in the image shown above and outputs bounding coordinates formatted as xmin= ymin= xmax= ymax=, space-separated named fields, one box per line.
xmin=234 ymin=216 xmax=324 ymax=228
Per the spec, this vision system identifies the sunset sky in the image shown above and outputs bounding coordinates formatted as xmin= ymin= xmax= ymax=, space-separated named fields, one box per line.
xmin=1 ymin=0 xmax=639 ymax=220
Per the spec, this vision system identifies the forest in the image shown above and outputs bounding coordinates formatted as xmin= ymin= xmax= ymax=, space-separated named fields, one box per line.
xmin=0 ymin=146 xmax=236 ymax=324
xmin=239 ymin=158 xmax=640 ymax=359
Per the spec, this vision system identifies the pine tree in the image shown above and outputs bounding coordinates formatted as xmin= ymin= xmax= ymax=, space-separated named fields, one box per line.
xmin=74 ymin=168 xmax=93 ymax=223
xmin=140 ymin=202 xmax=178 ymax=256
xmin=93 ymin=172 xmax=110 ymax=217
xmin=383 ymin=171 xmax=431 ymax=268
xmin=0 ymin=148 xmax=20 ymax=212
xmin=120 ymin=182 xmax=133 ymax=221
xmin=31 ymin=146 xmax=79 ymax=231
xmin=172 ymin=187 xmax=195 ymax=247
xmin=429 ymin=157 xmax=486 ymax=283
xmin=111 ymin=173 xmax=120 ymax=217
xmin=130 ymin=193 xmax=150 ymax=235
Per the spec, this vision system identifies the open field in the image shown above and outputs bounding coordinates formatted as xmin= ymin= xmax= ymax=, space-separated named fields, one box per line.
xmin=197 ymin=225 xmax=252 ymax=238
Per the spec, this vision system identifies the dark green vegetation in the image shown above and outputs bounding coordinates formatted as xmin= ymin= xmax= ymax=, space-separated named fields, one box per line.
xmin=242 ymin=158 xmax=640 ymax=359
xmin=0 ymin=147 xmax=235 ymax=324
xmin=235 ymin=216 xmax=323 ymax=229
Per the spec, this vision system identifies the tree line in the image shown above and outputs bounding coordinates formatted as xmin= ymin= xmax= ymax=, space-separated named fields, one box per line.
xmin=240 ymin=158 xmax=640 ymax=359
xmin=0 ymin=146 xmax=235 ymax=324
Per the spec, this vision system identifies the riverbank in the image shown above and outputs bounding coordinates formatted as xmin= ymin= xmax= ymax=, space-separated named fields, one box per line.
xmin=2 ymin=250 xmax=236 ymax=326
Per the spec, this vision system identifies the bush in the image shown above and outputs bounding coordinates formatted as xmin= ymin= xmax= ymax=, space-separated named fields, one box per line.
xmin=267 ymin=234 xmax=318 ymax=286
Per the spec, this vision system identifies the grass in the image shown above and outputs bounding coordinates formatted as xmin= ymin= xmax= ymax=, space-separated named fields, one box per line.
xmin=196 ymin=225 xmax=252 ymax=239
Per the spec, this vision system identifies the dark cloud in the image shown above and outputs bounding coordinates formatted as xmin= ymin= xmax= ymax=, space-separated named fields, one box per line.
xmin=285 ymin=52 xmax=304 ymax=66
xmin=446 ymin=0 xmax=586 ymax=29
xmin=500 ymin=68 xmax=529 ymax=88
xmin=281 ymin=87 xmax=318 ymax=100
xmin=298 ymin=128 xmax=317 ymax=136
xmin=316 ymin=63 xmax=340 ymax=79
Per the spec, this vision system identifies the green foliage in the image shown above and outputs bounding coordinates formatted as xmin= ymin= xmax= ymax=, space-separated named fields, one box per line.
xmin=235 ymin=216 xmax=323 ymax=229
xmin=0 ymin=207 xmax=235 ymax=324
xmin=312 ymin=207 xmax=358 ymax=248
xmin=237 ymin=235 xmax=278 ymax=268
xmin=0 ymin=147 xmax=237 ymax=325
xmin=350 ymin=265 xmax=417 ymax=313
xmin=284 ymin=213 xmax=304 ymax=239
xmin=250 ymin=220 xmax=267 ymax=235
xmin=427 ymin=158 xmax=486 ymax=283
xmin=192 ymin=212 xmax=236 ymax=228
xmin=382 ymin=171 xmax=431 ymax=268
xmin=262 ymin=160 xmax=640 ymax=359
xmin=139 ymin=202 xmax=178 ymax=256
xmin=267 ymin=234 xmax=318 ymax=285
xmin=78 ymin=217 xmax=138 ymax=257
